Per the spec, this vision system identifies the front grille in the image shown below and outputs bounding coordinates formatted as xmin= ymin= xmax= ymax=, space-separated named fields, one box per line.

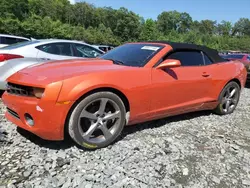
xmin=6 ymin=83 xmax=34 ymax=97
xmin=7 ymin=108 xmax=20 ymax=119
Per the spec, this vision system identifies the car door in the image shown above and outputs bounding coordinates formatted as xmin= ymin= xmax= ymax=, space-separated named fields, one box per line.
xmin=150 ymin=50 xmax=214 ymax=118
xmin=36 ymin=42 xmax=75 ymax=60
xmin=73 ymin=43 xmax=104 ymax=58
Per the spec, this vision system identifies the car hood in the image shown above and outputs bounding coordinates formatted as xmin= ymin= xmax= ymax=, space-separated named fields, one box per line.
xmin=8 ymin=58 xmax=133 ymax=86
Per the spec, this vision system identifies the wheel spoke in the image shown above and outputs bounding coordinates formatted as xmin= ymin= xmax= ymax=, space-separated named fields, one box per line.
xmin=100 ymin=125 xmax=113 ymax=140
xmin=229 ymin=88 xmax=236 ymax=98
xmin=221 ymin=98 xmax=227 ymax=105
xmin=226 ymin=88 xmax=231 ymax=97
xmin=225 ymin=100 xmax=230 ymax=111
xmin=81 ymin=110 xmax=97 ymax=120
xmin=98 ymin=98 xmax=108 ymax=115
xmin=82 ymin=122 xmax=99 ymax=139
xmin=103 ymin=111 xmax=121 ymax=121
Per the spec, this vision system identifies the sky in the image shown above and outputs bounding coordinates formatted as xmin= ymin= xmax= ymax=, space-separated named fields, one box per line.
xmin=73 ymin=0 xmax=250 ymax=23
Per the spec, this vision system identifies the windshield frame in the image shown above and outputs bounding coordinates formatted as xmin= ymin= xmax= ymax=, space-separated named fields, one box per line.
xmin=99 ymin=43 xmax=165 ymax=67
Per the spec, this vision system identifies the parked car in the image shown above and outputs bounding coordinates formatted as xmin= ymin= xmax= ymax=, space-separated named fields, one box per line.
xmin=0 ymin=34 xmax=31 ymax=48
xmin=0 ymin=39 xmax=105 ymax=91
xmin=0 ymin=39 xmax=104 ymax=61
xmin=222 ymin=54 xmax=250 ymax=63
xmin=2 ymin=41 xmax=247 ymax=149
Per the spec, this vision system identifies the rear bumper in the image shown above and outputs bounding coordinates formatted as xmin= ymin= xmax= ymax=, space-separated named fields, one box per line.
xmin=0 ymin=81 xmax=6 ymax=91
xmin=2 ymin=92 xmax=71 ymax=141
xmin=0 ymin=61 xmax=16 ymax=90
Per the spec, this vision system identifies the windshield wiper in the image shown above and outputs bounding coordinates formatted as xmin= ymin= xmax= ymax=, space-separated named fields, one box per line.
xmin=106 ymin=59 xmax=125 ymax=65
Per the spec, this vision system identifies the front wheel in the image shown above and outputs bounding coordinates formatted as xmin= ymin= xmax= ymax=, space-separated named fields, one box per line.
xmin=68 ymin=92 xmax=126 ymax=149
xmin=214 ymin=81 xmax=240 ymax=115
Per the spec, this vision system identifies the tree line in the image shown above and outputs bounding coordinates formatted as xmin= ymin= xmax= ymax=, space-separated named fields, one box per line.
xmin=1 ymin=0 xmax=250 ymax=52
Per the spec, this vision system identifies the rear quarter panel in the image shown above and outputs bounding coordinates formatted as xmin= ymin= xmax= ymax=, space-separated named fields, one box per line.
xmin=209 ymin=61 xmax=247 ymax=99
xmin=11 ymin=47 xmax=39 ymax=58
xmin=0 ymin=61 xmax=16 ymax=90
xmin=8 ymin=58 xmax=48 ymax=73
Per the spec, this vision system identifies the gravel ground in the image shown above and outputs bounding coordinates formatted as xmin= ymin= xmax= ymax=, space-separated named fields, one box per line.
xmin=1 ymin=85 xmax=250 ymax=188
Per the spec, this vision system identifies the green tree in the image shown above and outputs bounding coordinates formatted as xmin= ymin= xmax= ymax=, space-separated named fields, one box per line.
xmin=139 ymin=19 xmax=159 ymax=41
xmin=157 ymin=11 xmax=181 ymax=33
xmin=217 ymin=20 xmax=232 ymax=36
xmin=232 ymin=18 xmax=250 ymax=36
xmin=1 ymin=0 xmax=250 ymax=52
xmin=198 ymin=20 xmax=217 ymax=35
xmin=113 ymin=7 xmax=141 ymax=42
xmin=0 ymin=0 xmax=29 ymax=20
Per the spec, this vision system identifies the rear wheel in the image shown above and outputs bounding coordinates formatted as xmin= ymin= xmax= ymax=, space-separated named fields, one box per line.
xmin=68 ymin=92 xmax=126 ymax=149
xmin=214 ymin=81 xmax=240 ymax=115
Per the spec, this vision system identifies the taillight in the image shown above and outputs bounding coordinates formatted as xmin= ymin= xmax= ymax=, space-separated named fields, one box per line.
xmin=0 ymin=54 xmax=24 ymax=62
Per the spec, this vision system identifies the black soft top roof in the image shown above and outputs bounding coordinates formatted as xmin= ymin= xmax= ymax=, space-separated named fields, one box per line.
xmin=145 ymin=41 xmax=225 ymax=63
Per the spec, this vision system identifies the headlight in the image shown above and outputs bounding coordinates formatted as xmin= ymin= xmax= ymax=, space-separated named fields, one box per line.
xmin=33 ymin=87 xmax=45 ymax=98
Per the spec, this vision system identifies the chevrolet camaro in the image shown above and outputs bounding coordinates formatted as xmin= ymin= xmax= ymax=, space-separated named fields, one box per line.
xmin=2 ymin=41 xmax=247 ymax=149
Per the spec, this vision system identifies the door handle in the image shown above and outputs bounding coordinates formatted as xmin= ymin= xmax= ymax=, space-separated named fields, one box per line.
xmin=202 ymin=72 xmax=210 ymax=77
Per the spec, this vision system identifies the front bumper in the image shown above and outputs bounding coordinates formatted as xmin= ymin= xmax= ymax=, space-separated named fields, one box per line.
xmin=2 ymin=91 xmax=71 ymax=141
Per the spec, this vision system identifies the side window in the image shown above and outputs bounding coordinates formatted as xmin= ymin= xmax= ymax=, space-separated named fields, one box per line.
xmin=248 ymin=56 xmax=250 ymax=61
xmin=166 ymin=51 xmax=204 ymax=66
xmin=203 ymin=53 xmax=213 ymax=65
xmin=74 ymin=44 xmax=103 ymax=58
xmin=3 ymin=37 xmax=18 ymax=45
xmin=16 ymin=38 xmax=29 ymax=43
xmin=36 ymin=43 xmax=74 ymax=56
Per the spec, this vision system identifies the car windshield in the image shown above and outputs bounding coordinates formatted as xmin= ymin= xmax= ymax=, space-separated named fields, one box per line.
xmin=1 ymin=40 xmax=40 ymax=50
xmin=100 ymin=43 xmax=164 ymax=67
xmin=225 ymin=54 xmax=245 ymax=59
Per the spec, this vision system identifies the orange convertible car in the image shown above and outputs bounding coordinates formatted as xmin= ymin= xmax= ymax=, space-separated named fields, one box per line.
xmin=2 ymin=41 xmax=247 ymax=149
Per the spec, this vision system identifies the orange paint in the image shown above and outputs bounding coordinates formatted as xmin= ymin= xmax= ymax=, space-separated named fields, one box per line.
xmin=2 ymin=42 xmax=247 ymax=141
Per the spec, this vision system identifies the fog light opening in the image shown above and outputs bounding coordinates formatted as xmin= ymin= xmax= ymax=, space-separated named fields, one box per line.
xmin=24 ymin=113 xmax=34 ymax=126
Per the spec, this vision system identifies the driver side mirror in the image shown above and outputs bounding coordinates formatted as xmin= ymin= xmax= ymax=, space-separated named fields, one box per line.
xmin=156 ymin=59 xmax=181 ymax=69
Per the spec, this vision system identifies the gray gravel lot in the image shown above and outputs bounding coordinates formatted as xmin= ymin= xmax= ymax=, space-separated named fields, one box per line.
xmin=1 ymin=85 xmax=250 ymax=188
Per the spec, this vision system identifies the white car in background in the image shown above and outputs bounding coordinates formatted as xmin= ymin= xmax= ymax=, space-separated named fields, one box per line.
xmin=0 ymin=39 xmax=105 ymax=92
xmin=0 ymin=34 xmax=31 ymax=48
xmin=0 ymin=39 xmax=104 ymax=60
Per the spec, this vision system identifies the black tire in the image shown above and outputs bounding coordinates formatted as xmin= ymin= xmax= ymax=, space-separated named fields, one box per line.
xmin=0 ymin=90 xmax=4 ymax=98
xmin=214 ymin=81 xmax=240 ymax=115
xmin=68 ymin=92 xmax=126 ymax=149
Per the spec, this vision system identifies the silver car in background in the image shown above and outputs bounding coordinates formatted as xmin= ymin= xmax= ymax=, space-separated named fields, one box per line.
xmin=0 ymin=39 xmax=105 ymax=92
xmin=0 ymin=39 xmax=104 ymax=60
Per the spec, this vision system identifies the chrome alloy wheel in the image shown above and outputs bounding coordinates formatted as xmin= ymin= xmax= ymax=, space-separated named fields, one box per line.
xmin=221 ymin=85 xmax=239 ymax=113
xmin=78 ymin=98 xmax=122 ymax=144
